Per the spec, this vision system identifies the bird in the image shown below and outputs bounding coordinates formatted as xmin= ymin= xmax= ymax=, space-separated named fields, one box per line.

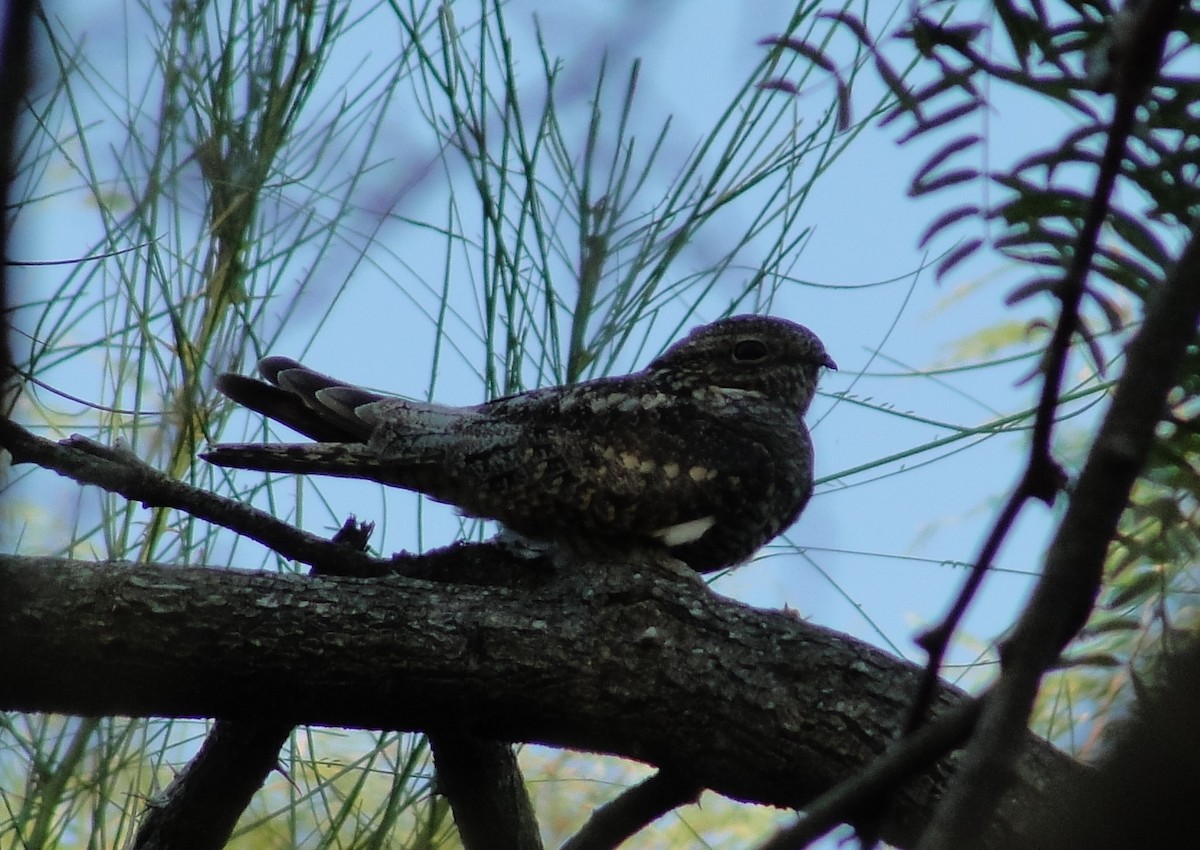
xmin=203 ymin=314 xmax=835 ymax=572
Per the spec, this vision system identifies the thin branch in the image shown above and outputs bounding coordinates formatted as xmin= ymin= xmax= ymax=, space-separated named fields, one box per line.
xmin=560 ymin=770 xmax=701 ymax=850
xmin=905 ymin=0 xmax=1183 ymax=735
xmin=0 ymin=420 xmax=558 ymax=589
xmin=0 ymin=420 xmax=389 ymax=577
xmin=919 ymin=128 xmax=1200 ymax=850
xmin=906 ymin=491 xmax=1022 ymax=732
xmin=429 ymin=734 xmax=542 ymax=850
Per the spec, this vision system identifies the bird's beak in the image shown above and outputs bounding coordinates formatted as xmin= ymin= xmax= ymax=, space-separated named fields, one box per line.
xmin=823 ymin=354 xmax=838 ymax=370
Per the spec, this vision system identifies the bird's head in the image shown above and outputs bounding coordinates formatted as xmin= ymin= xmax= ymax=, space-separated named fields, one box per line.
xmin=647 ymin=314 xmax=836 ymax=415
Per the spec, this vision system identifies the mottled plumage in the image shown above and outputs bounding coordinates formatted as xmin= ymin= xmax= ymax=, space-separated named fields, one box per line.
xmin=203 ymin=315 xmax=835 ymax=571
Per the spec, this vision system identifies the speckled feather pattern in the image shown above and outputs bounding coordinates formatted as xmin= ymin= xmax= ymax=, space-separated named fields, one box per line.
xmin=205 ymin=315 xmax=834 ymax=572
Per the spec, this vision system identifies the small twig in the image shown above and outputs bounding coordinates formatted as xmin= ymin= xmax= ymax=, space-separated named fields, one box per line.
xmin=560 ymin=769 xmax=701 ymax=850
xmin=906 ymin=490 xmax=1023 ymax=733
xmin=0 ymin=418 xmax=388 ymax=577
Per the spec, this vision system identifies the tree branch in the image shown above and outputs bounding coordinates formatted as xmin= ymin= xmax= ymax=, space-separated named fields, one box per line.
xmin=133 ymin=719 xmax=293 ymax=850
xmin=429 ymin=734 xmax=542 ymax=850
xmin=0 ymin=552 xmax=1078 ymax=849
xmin=560 ymin=769 xmax=700 ymax=850
xmin=132 ymin=518 xmax=380 ymax=850
xmin=918 ymin=49 xmax=1200 ymax=850
xmin=0 ymin=422 xmax=388 ymax=577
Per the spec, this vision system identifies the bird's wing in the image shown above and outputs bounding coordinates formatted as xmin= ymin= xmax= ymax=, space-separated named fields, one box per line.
xmin=437 ymin=390 xmax=781 ymax=541
xmin=556 ymin=412 xmax=781 ymax=535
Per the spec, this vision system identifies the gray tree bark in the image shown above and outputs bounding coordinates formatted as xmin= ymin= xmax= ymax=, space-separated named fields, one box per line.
xmin=0 ymin=546 xmax=1077 ymax=848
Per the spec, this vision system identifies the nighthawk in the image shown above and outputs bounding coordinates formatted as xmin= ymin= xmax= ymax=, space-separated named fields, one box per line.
xmin=203 ymin=314 xmax=835 ymax=572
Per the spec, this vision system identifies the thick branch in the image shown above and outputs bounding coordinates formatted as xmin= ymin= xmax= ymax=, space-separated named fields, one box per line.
xmin=0 ymin=551 xmax=1077 ymax=849
xmin=133 ymin=518 xmax=381 ymax=850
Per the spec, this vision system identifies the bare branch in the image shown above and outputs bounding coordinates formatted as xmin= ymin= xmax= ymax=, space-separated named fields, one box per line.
xmin=132 ymin=720 xmax=293 ymax=850
xmin=0 ymin=420 xmax=389 ymax=577
xmin=430 ymin=735 xmax=542 ymax=850
xmin=0 ymin=553 xmax=1076 ymax=849
xmin=560 ymin=770 xmax=700 ymax=850
xmin=920 ymin=108 xmax=1200 ymax=850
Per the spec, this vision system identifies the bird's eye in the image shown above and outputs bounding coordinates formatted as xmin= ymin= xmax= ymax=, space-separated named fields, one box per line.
xmin=732 ymin=338 xmax=769 ymax=363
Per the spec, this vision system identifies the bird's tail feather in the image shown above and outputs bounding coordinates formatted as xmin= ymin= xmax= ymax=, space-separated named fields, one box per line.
xmin=202 ymin=442 xmax=405 ymax=485
xmin=214 ymin=373 xmax=356 ymax=442
xmin=215 ymin=358 xmax=386 ymax=442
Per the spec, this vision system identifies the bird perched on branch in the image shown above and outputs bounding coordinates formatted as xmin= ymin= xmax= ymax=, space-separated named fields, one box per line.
xmin=203 ymin=314 xmax=835 ymax=572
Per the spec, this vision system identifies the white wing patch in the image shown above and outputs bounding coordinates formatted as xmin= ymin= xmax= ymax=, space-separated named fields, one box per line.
xmin=653 ymin=515 xmax=716 ymax=547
